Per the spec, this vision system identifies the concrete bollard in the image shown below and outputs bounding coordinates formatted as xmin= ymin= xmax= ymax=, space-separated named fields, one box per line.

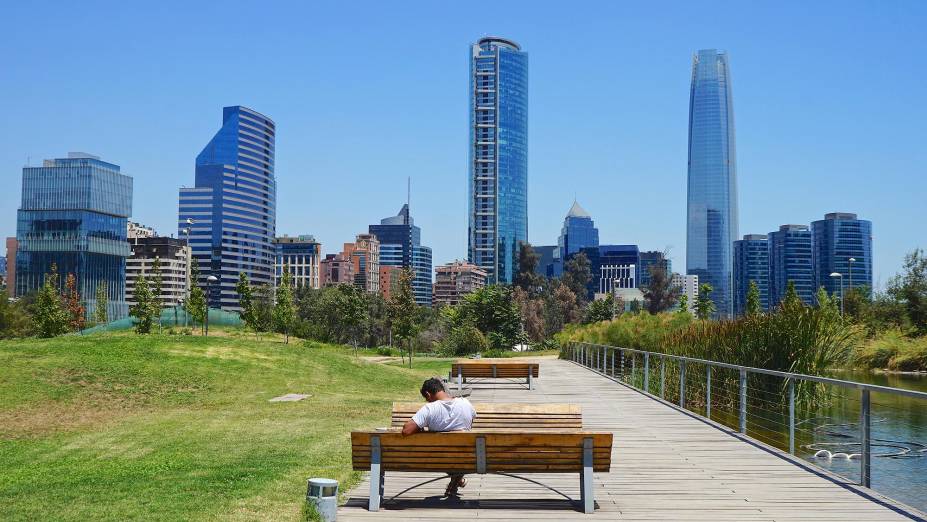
xmin=307 ymin=477 xmax=338 ymax=521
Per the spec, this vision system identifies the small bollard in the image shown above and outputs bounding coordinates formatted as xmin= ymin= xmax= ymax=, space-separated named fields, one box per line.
xmin=307 ymin=477 xmax=338 ymax=521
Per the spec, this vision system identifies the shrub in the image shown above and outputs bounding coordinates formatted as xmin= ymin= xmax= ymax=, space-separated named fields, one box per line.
xmin=443 ymin=325 xmax=489 ymax=356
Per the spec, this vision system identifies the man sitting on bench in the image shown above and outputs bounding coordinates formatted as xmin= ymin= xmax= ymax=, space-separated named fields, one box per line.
xmin=401 ymin=377 xmax=477 ymax=498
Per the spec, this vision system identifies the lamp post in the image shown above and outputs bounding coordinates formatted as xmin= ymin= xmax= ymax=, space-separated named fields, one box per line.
xmin=830 ymin=272 xmax=844 ymax=315
xmin=205 ymin=275 xmax=218 ymax=336
xmin=183 ymin=218 xmax=195 ymax=327
xmin=848 ymin=257 xmax=856 ymax=292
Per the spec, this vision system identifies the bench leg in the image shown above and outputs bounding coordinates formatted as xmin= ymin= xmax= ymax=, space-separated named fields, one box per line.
xmin=457 ymin=367 xmax=462 ymax=392
xmin=528 ymin=372 xmax=533 ymax=390
xmin=369 ymin=436 xmax=382 ymax=511
xmin=581 ymin=437 xmax=594 ymax=513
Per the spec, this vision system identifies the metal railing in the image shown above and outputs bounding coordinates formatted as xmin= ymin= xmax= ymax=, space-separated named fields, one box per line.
xmin=569 ymin=341 xmax=927 ymax=492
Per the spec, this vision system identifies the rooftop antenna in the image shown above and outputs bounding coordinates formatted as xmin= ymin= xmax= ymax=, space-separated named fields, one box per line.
xmin=406 ymin=176 xmax=411 ymax=225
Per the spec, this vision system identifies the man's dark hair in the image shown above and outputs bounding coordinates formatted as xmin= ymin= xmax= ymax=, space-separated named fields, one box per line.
xmin=420 ymin=377 xmax=445 ymax=398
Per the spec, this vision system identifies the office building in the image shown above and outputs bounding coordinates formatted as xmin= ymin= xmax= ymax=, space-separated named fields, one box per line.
xmin=599 ymin=264 xmax=636 ymax=295
xmin=533 ymin=245 xmax=557 ymax=278
xmin=126 ymin=236 xmax=190 ymax=308
xmin=369 ymin=204 xmax=433 ymax=306
xmin=379 ymin=265 xmax=403 ymax=301
xmin=812 ymin=213 xmax=873 ymax=298
xmin=343 ymin=234 xmax=380 ymax=293
xmin=5 ymin=238 xmax=16 ymax=297
xmin=320 ymin=253 xmax=354 ymax=287
xmin=274 ymin=235 xmax=321 ymax=290
xmin=15 ymin=153 xmax=132 ymax=319
xmin=768 ymin=225 xmax=814 ymax=306
xmin=639 ymin=251 xmax=672 ymax=289
xmin=433 ymin=261 xmax=487 ymax=307
xmin=572 ymin=245 xmax=640 ymax=300
xmin=127 ymin=221 xmax=157 ymax=239
xmin=178 ymin=106 xmax=276 ymax=310
xmin=672 ymin=273 xmax=699 ymax=313
xmin=468 ymin=36 xmax=528 ymax=284
xmin=554 ymin=201 xmax=599 ymax=277
xmin=687 ymin=49 xmax=739 ymax=317
xmin=733 ymin=234 xmax=769 ymax=315
xmin=0 ymin=255 xmax=6 ymax=290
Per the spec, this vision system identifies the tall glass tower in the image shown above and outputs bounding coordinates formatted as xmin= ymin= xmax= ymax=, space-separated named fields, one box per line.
xmin=16 ymin=153 xmax=132 ymax=320
xmin=179 ymin=106 xmax=276 ymax=310
xmin=811 ymin=212 xmax=872 ymax=297
xmin=468 ymin=36 xmax=528 ymax=285
xmin=733 ymin=234 xmax=769 ymax=315
xmin=369 ymin=204 xmax=433 ymax=306
xmin=554 ymin=200 xmax=599 ymax=277
xmin=687 ymin=49 xmax=738 ymax=317
xmin=768 ymin=225 xmax=814 ymax=306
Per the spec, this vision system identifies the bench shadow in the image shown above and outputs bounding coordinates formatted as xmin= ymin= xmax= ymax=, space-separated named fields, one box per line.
xmin=344 ymin=495 xmax=591 ymax=511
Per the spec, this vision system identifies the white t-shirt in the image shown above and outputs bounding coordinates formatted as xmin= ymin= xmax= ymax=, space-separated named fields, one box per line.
xmin=411 ymin=398 xmax=477 ymax=432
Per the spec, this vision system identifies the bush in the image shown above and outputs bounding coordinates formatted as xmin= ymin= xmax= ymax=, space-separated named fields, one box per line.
xmin=376 ymin=346 xmax=399 ymax=357
xmin=854 ymin=330 xmax=927 ymax=371
xmin=443 ymin=325 xmax=489 ymax=356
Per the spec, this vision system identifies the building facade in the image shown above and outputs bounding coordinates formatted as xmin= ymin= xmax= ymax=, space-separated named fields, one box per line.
xmin=127 ymin=221 xmax=157 ymax=239
xmin=344 ymin=234 xmax=380 ymax=293
xmin=178 ymin=106 xmax=276 ymax=310
xmin=733 ymin=234 xmax=769 ymax=315
xmin=433 ymin=261 xmax=488 ymax=307
xmin=672 ymin=273 xmax=699 ymax=313
xmin=554 ymin=201 xmax=599 ymax=277
xmin=599 ymin=264 xmax=636 ymax=295
xmin=533 ymin=245 xmax=557 ymax=278
xmin=768 ymin=225 xmax=814 ymax=306
xmin=687 ymin=49 xmax=739 ymax=318
xmin=320 ymin=253 xmax=354 ymax=287
xmin=811 ymin=213 xmax=873 ymax=298
xmin=15 ymin=153 xmax=132 ymax=319
xmin=126 ymin=236 xmax=190 ymax=308
xmin=639 ymin=251 xmax=672 ymax=289
xmin=379 ymin=265 xmax=403 ymax=301
xmin=274 ymin=235 xmax=321 ymax=290
xmin=468 ymin=36 xmax=528 ymax=285
xmin=369 ymin=204 xmax=433 ymax=306
xmin=4 ymin=237 xmax=15 ymax=297
xmin=573 ymin=245 xmax=640 ymax=300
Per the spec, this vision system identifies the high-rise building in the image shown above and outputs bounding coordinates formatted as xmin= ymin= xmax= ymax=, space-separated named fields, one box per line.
xmin=639 ymin=251 xmax=672 ymax=289
xmin=178 ymin=106 xmax=276 ymax=310
xmin=126 ymin=236 xmax=190 ymax=308
xmin=768 ymin=225 xmax=814 ymax=306
xmin=369 ymin=204 xmax=433 ymax=306
xmin=320 ymin=253 xmax=354 ymax=287
xmin=274 ymin=235 xmax=321 ymax=290
xmin=5 ymin=238 xmax=16 ymax=297
xmin=344 ymin=234 xmax=380 ymax=293
xmin=127 ymin=221 xmax=157 ymax=240
xmin=554 ymin=201 xmax=599 ymax=277
xmin=812 ymin=213 xmax=873 ymax=298
xmin=468 ymin=36 xmax=528 ymax=285
xmin=433 ymin=261 xmax=488 ymax=307
xmin=379 ymin=265 xmax=403 ymax=301
xmin=687 ymin=49 xmax=738 ymax=318
xmin=532 ymin=245 xmax=557 ymax=278
xmin=573 ymin=245 xmax=640 ymax=299
xmin=733 ymin=234 xmax=769 ymax=315
xmin=598 ymin=265 xmax=636 ymax=296
xmin=15 ymin=153 xmax=132 ymax=319
xmin=672 ymin=273 xmax=699 ymax=313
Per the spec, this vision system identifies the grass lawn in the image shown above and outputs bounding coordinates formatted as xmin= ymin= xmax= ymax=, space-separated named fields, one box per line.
xmin=0 ymin=329 xmax=452 ymax=521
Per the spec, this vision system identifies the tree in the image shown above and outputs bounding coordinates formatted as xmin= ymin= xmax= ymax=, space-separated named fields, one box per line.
xmin=389 ymin=268 xmax=418 ymax=366
xmin=273 ymin=267 xmax=296 ymax=344
xmin=782 ymin=280 xmax=803 ymax=308
xmin=642 ymin=266 xmax=680 ymax=314
xmin=444 ymin=324 xmax=489 ymax=356
xmin=677 ymin=293 xmax=690 ymax=315
xmin=0 ymin=288 xmax=32 ymax=338
xmin=745 ymin=280 xmax=762 ymax=316
xmin=33 ymin=264 xmax=69 ymax=338
xmin=130 ymin=274 xmax=155 ymax=334
xmin=187 ymin=285 xmax=207 ymax=334
xmin=340 ymin=283 xmax=368 ymax=355
xmin=563 ymin=252 xmax=592 ymax=303
xmin=252 ymin=283 xmax=274 ymax=335
xmin=695 ymin=283 xmax=716 ymax=320
xmin=816 ymin=286 xmax=840 ymax=319
xmin=94 ymin=281 xmax=109 ymax=325
xmin=513 ymin=286 xmax=546 ymax=342
xmin=151 ymin=257 xmax=163 ymax=333
xmin=887 ymin=249 xmax=927 ymax=333
xmin=455 ymin=285 xmax=521 ymax=351
xmin=235 ymin=272 xmax=256 ymax=332
xmin=515 ymin=242 xmax=543 ymax=295
xmin=584 ymin=294 xmax=615 ymax=324
xmin=63 ymin=273 xmax=85 ymax=332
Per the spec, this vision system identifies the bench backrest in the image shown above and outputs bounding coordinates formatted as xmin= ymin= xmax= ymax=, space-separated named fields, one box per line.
xmin=450 ymin=361 xmax=539 ymax=378
xmin=390 ymin=402 xmax=582 ymax=431
xmin=351 ymin=431 xmax=612 ymax=473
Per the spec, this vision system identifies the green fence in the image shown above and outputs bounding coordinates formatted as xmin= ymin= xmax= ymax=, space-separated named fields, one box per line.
xmin=81 ymin=306 xmax=241 ymax=334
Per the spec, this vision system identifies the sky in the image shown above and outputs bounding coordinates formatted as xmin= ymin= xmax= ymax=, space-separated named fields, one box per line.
xmin=1 ymin=1 xmax=925 ymax=288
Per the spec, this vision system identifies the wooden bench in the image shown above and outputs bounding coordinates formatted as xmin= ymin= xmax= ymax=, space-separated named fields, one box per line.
xmin=351 ymin=430 xmax=613 ymax=513
xmin=449 ymin=360 xmax=540 ymax=391
xmin=390 ymin=402 xmax=583 ymax=432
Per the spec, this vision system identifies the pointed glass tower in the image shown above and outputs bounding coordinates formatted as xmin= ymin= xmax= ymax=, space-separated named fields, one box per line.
xmin=553 ymin=200 xmax=599 ymax=276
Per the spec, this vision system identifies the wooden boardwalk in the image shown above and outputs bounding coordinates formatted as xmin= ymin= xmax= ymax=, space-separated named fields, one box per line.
xmin=339 ymin=358 xmax=926 ymax=521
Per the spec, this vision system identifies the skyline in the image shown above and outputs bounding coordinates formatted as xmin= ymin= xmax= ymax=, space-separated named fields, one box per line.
xmin=2 ymin=2 xmax=925 ymax=289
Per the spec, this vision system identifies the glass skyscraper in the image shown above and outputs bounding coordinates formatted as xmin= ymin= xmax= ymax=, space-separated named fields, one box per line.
xmin=733 ymin=234 xmax=769 ymax=315
xmin=369 ymin=204 xmax=433 ymax=306
xmin=687 ymin=49 xmax=738 ymax=317
xmin=468 ymin=36 xmax=528 ymax=285
xmin=768 ymin=225 xmax=814 ymax=306
xmin=812 ymin=212 xmax=872 ymax=297
xmin=179 ymin=106 xmax=276 ymax=310
xmin=16 ymin=153 xmax=132 ymax=319
xmin=639 ymin=251 xmax=672 ymax=289
xmin=554 ymin=200 xmax=599 ymax=277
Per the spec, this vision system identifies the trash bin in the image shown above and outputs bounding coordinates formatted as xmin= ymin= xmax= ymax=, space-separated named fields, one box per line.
xmin=306 ymin=477 xmax=338 ymax=521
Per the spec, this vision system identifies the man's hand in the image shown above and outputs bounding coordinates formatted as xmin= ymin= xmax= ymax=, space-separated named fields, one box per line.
xmin=401 ymin=419 xmax=421 ymax=436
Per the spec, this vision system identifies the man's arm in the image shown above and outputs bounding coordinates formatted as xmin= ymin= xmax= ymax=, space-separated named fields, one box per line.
xmin=401 ymin=419 xmax=421 ymax=436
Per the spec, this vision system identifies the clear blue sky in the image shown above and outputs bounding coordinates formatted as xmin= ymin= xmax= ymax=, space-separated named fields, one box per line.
xmin=2 ymin=1 xmax=924 ymax=288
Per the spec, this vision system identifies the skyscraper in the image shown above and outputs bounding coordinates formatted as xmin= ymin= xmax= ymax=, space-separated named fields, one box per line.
xmin=573 ymin=244 xmax=640 ymax=300
xmin=369 ymin=204 xmax=433 ymax=306
xmin=178 ymin=106 xmax=276 ymax=310
xmin=468 ymin=36 xmax=528 ymax=285
xmin=16 ymin=153 xmax=132 ymax=319
xmin=687 ymin=49 xmax=738 ymax=317
xmin=554 ymin=201 xmax=599 ymax=277
xmin=768 ymin=225 xmax=814 ymax=306
xmin=639 ymin=251 xmax=672 ymax=289
xmin=812 ymin=212 xmax=872 ymax=297
xmin=274 ymin=235 xmax=321 ymax=290
xmin=733 ymin=234 xmax=769 ymax=315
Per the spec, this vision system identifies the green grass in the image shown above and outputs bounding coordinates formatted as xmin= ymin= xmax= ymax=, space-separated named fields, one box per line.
xmin=854 ymin=330 xmax=927 ymax=371
xmin=0 ymin=330 xmax=452 ymax=521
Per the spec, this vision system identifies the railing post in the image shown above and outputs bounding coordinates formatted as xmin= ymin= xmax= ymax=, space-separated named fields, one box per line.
xmin=788 ymin=379 xmax=795 ymax=455
xmin=631 ymin=353 xmax=637 ymax=388
xmin=620 ymin=350 xmax=625 ymax=381
xmin=602 ymin=347 xmax=606 ymax=373
xmin=643 ymin=352 xmax=650 ymax=393
xmin=611 ymin=350 xmax=615 ymax=377
xmin=706 ymin=365 xmax=712 ymax=419
xmin=861 ymin=389 xmax=871 ymax=488
xmin=660 ymin=355 xmax=666 ymax=398
xmin=679 ymin=359 xmax=686 ymax=408
xmin=739 ymin=369 xmax=747 ymax=434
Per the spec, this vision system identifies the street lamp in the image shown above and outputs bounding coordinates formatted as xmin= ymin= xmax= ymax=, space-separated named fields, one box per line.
xmin=830 ymin=272 xmax=844 ymax=315
xmin=848 ymin=257 xmax=856 ymax=291
xmin=205 ymin=275 xmax=218 ymax=336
